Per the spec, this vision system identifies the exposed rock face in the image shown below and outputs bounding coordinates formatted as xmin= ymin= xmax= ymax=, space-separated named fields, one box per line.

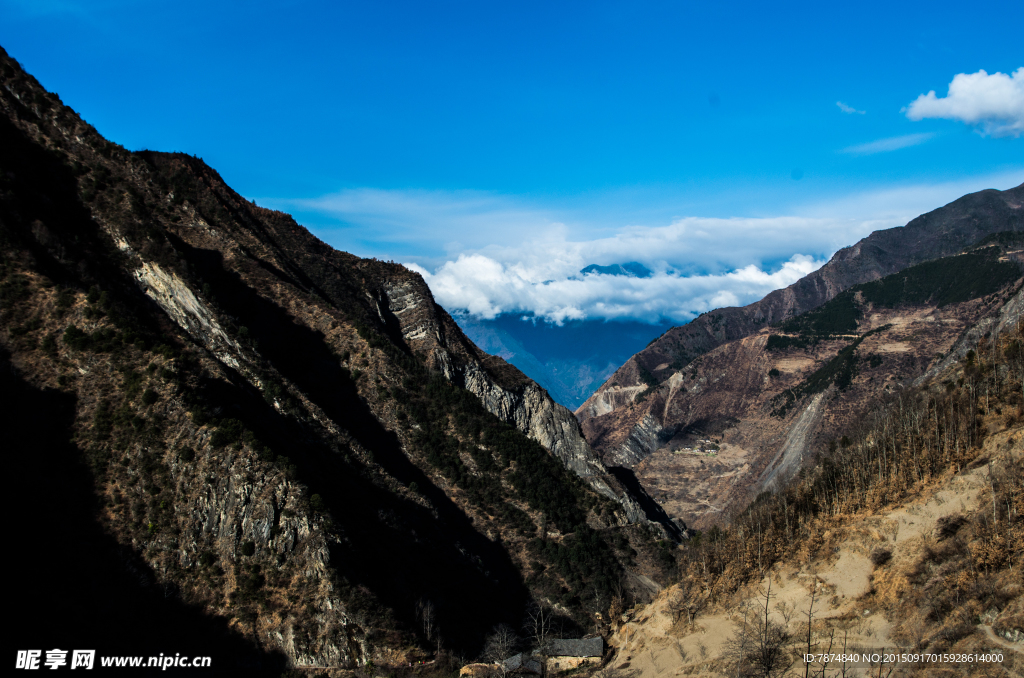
xmin=608 ymin=412 xmax=664 ymax=469
xmin=378 ymin=278 xmax=667 ymax=529
xmin=461 ymin=366 xmax=608 ymax=481
xmin=173 ymin=444 xmax=357 ymax=666
xmin=133 ymin=260 xmax=243 ymax=365
xmin=455 ymin=364 xmax=657 ymax=526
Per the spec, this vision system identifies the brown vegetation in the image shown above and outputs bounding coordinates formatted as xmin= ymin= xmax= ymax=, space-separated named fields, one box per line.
xmin=601 ymin=319 xmax=1022 ymax=677
xmin=673 ymin=320 xmax=1023 ymax=617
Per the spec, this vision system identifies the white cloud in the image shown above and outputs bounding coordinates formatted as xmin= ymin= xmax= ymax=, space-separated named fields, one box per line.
xmin=905 ymin=68 xmax=1024 ymax=137
xmin=408 ymin=253 xmax=823 ymax=324
xmin=271 ymin=170 xmax=1023 ymax=325
xmin=837 ymin=101 xmax=865 ymax=115
xmin=841 ymin=133 xmax=934 ymax=155
xmin=397 ymin=212 xmax=874 ymax=323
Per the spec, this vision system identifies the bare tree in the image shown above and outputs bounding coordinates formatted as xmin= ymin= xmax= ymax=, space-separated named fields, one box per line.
xmin=665 ymin=590 xmax=687 ymax=625
xmin=801 ymin=580 xmax=817 ymax=678
xmin=726 ymin=579 xmax=793 ymax=678
xmin=523 ymin=601 xmax=554 ymax=655
xmin=802 ymin=578 xmax=837 ymax=678
xmin=416 ymin=598 xmax=437 ymax=645
xmin=482 ymin=624 xmax=520 ymax=677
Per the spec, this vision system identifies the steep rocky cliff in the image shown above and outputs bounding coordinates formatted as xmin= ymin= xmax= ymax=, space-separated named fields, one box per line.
xmin=0 ymin=46 xmax=677 ymax=673
xmin=375 ymin=277 xmax=659 ymax=527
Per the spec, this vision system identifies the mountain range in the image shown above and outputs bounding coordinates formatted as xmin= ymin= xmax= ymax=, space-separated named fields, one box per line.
xmin=2 ymin=43 xmax=1021 ymax=675
xmin=577 ymin=183 xmax=1024 ymax=527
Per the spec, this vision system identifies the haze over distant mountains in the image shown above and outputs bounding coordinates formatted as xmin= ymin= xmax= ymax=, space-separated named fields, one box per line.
xmin=451 ymin=261 xmax=668 ymax=409
xmin=454 ymin=313 xmax=671 ymax=410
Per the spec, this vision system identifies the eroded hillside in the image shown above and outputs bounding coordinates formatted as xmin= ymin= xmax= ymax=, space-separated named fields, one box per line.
xmin=581 ymin=239 xmax=1024 ymax=529
xmin=599 ymin=319 xmax=1023 ymax=677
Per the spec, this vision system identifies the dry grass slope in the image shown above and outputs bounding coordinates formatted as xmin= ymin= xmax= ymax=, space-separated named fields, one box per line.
xmin=598 ymin=320 xmax=1023 ymax=677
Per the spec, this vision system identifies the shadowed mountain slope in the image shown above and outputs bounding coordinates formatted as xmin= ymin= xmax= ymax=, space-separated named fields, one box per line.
xmin=0 ymin=46 xmax=679 ymax=672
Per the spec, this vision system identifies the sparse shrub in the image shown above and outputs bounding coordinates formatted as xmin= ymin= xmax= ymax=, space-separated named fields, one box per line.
xmin=92 ymin=400 xmax=113 ymax=439
xmin=934 ymin=514 xmax=967 ymax=540
xmin=141 ymin=388 xmax=158 ymax=405
xmin=240 ymin=541 xmax=255 ymax=557
xmin=190 ymin=407 xmax=211 ymax=426
xmin=40 ymin=333 xmax=57 ymax=354
xmin=210 ymin=418 xmax=244 ymax=448
xmin=870 ymin=548 xmax=892 ymax=567
xmin=56 ymin=288 xmax=75 ymax=311
xmin=122 ymin=369 xmax=143 ymax=396
xmin=62 ymin=325 xmax=90 ymax=350
xmin=766 ymin=335 xmax=812 ymax=352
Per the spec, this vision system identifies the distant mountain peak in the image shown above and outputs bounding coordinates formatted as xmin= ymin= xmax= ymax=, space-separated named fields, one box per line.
xmin=580 ymin=261 xmax=653 ymax=278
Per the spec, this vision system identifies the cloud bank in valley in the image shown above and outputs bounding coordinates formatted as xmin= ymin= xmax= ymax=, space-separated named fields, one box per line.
xmin=271 ymin=171 xmax=1023 ymax=326
xmin=399 ymin=214 xmax=855 ymax=323
xmin=906 ymin=67 xmax=1024 ymax=137
xmin=406 ymin=251 xmax=822 ymax=324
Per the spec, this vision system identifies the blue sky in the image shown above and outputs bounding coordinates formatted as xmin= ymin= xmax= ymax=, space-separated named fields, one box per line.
xmin=3 ymin=0 xmax=1022 ymax=323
